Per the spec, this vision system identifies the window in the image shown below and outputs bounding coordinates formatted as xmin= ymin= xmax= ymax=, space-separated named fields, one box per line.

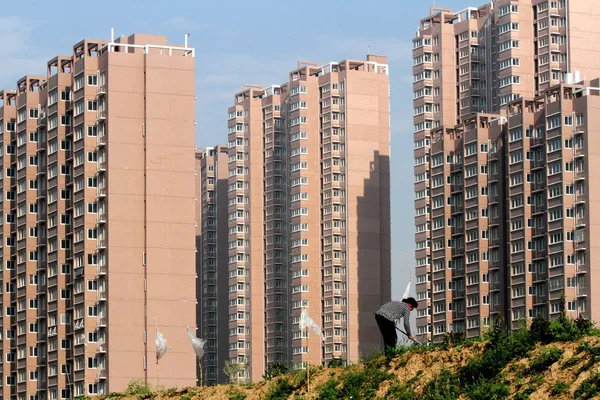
xmin=87 ymin=75 xmax=98 ymax=86
xmin=548 ymin=115 xmax=561 ymax=130
xmin=87 ymin=126 xmax=97 ymax=137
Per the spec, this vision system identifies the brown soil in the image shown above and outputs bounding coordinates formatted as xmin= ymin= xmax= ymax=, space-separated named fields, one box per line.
xmin=101 ymin=338 xmax=600 ymax=400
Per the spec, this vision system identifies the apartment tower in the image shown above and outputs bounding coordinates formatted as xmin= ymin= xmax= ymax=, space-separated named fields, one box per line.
xmin=195 ymin=146 xmax=229 ymax=385
xmin=0 ymin=34 xmax=197 ymax=399
xmin=413 ymin=0 xmax=600 ymax=343
xmin=214 ymin=56 xmax=390 ymax=382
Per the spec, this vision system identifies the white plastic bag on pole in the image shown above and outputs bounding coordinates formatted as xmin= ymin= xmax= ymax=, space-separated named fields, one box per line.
xmin=299 ymin=308 xmax=324 ymax=341
xmin=155 ymin=329 xmax=169 ymax=362
xmin=402 ymin=280 xmax=412 ymax=299
xmin=186 ymin=325 xmax=207 ymax=359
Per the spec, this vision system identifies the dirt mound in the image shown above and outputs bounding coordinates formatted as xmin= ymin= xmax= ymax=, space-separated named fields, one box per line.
xmin=100 ymin=334 xmax=600 ymax=400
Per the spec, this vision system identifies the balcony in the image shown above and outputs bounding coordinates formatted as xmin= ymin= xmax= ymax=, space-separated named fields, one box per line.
xmin=96 ymin=110 xmax=107 ymax=121
xmin=97 ymin=84 xmax=107 ymax=96
xmin=48 ymin=326 xmax=58 ymax=337
xmin=97 ymin=289 xmax=107 ymax=301
xmin=97 ymin=368 xmax=107 ymax=380
xmin=98 ymin=160 xmax=107 ymax=172
xmin=97 ymin=134 xmax=106 ymax=147
xmin=97 ymin=186 xmax=106 ymax=197
xmin=74 ymin=318 xmax=85 ymax=331
xmin=97 ymin=316 xmax=107 ymax=327
xmin=97 ymin=211 xmax=106 ymax=224
xmin=97 ymin=238 xmax=107 ymax=249
xmin=38 ymin=114 xmax=46 ymax=127
xmin=97 ymin=342 xmax=107 ymax=353
xmin=97 ymin=264 xmax=107 ymax=275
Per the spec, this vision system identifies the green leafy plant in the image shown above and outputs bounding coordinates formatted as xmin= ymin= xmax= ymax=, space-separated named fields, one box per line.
xmin=528 ymin=346 xmax=564 ymax=373
xmin=443 ymin=331 xmax=466 ymax=348
xmin=561 ymin=356 xmax=580 ymax=369
xmin=264 ymin=362 xmax=288 ymax=380
xmin=575 ymin=316 xmax=594 ymax=335
xmin=574 ymin=373 xmax=600 ymax=399
xmin=316 ymin=378 xmax=339 ymax=400
xmin=327 ymin=358 xmax=344 ymax=368
xmin=123 ymin=379 xmax=152 ymax=396
xmin=530 ymin=315 xmax=552 ymax=343
xmin=227 ymin=386 xmax=248 ymax=400
xmin=420 ymin=368 xmax=461 ymax=399
xmin=264 ymin=377 xmax=295 ymax=400
xmin=550 ymin=381 xmax=570 ymax=396
xmin=334 ymin=366 xmax=393 ymax=399
xmin=467 ymin=380 xmax=511 ymax=400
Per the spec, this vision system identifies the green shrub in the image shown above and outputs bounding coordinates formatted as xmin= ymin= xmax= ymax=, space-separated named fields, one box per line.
xmin=336 ymin=366 xmax=392 ymax=399
xmin=512 ymin=388 xmax=535 ymax=400
xmin=578 ymin=341 xmax=592 ymax=353
xmin=264 ymin=362 xmax=288 ymax=380
xmin=123 ymin=379 xmax=152 ymax=396
xmin=420 ymin=368 xmax=461 ymax=399
xmin=316 ymin=365 xmax=393 ymax=399
xmin=327 ymin=358 xmax=344 ymax=368
xmin=264 ymin=377 xmax=295 ymax=400
xmin=561 ymin=356 xmax=580 ymax=369
xmin=575 ymin=316 xmax=594 ymax=335
xmin=550 ymin=381 xmax=570 ymax=396
xmin=528 ymin=346 xmax=564 ymax=373
xmin=386 ymin=382 xmax=416 ymax=400
xmin=466 ymin=380 xmax=510 ymax=400
xmin=227 ymin=386 xmax=248 ymax=400
xmin=443 ymin=331 xmax=466 ymax=348
xmin=548 ymin=316 xmax=580 ymax=342
xmin=574 ymin=373 xmax=600 ymax=399
xmin=315 ymin=379 xmax=338 ymax=400
xmin=460 ymin=326 xmax=534 ymax=386
xmin=530 ymin=315 xmax=552 ymax=343
xmin=578 ymin=344 xmax=600 ymax=373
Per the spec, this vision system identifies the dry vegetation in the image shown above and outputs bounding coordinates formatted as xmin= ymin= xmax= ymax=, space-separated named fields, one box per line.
xmin=98 ymin=312 xmax=600 ymax=400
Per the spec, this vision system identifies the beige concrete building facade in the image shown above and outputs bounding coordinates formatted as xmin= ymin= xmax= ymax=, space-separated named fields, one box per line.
xmin=0 ymin=33 xmax=197 ymax=399
xmin=413 ymin=0 xmax=600 ymax=343
xmin=199 ymin=55 xmax=391 ymax=383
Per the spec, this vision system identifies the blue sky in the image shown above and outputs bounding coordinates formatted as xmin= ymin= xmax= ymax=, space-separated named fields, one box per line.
xmin=0 ymin=0 xmax=475 ymax=299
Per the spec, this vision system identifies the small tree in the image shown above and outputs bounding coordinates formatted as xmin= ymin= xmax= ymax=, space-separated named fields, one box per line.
xmin=263 ymin=362 xmax=288 ymax=380
xmin=224 ymin=360 xmax=247 ymax=384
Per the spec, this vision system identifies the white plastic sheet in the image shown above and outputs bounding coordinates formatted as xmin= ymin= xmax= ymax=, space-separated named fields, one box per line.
xmin=299 ymin=308 xmax=324 ymax=341
xmin=186 ymin=325 xmax=207 ymax=360
xmin=78 ymin=333 xmax=88 ymax=349
xmin=402 ymin=280 xmax=412 ymax=299
xmin=155 ymin=329 xmax=169 ymax=362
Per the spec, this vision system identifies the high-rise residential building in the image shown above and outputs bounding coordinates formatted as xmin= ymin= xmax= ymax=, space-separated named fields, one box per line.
xmin=195 ymin=145 xmax=229 ymax=385
xmin=0 ymin=33 xmax=197 ymax=399
xmin=203 ymin=55 xmax=391 ymax=383
xmin=413 ymin=0 xmax=600 ymax=343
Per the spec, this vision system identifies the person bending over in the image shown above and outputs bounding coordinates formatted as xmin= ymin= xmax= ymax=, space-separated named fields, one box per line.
xmin=374 ymin=297 xmax=418 ymax=355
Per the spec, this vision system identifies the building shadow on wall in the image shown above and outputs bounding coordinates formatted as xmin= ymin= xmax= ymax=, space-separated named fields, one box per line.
xmin=355 ymin=150 xmax=391 ymax=360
